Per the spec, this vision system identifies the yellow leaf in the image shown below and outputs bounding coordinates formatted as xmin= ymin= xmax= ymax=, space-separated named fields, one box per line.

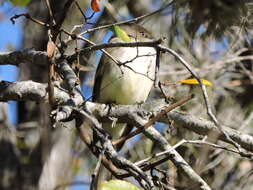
xmin=113 ymin=25 xmax=131 ymax=42
xmin=178 ymin=78 xmax=213 ymax=86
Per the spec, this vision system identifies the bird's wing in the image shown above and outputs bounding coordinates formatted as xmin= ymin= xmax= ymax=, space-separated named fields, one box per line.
xmin=92 ymin=37 xmax=119 ymax=102
xmin=92 ymin=54 xmax=108 ymax=102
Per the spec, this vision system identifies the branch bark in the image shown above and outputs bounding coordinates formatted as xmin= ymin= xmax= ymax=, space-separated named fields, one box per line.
xmin=0 ymin=49 xmax=48 ymax=66
xmin=0 ymin=81 xmax=252 ymax=154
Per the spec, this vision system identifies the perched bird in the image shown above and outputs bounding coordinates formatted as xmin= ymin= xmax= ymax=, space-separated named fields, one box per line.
xmin=89 ymin=24 xmax=157 ymax=185
xmin=93 ymin=24 xmax=156 ymax=148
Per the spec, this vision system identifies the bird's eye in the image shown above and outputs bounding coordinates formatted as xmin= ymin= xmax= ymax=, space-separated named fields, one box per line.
xmin=140 ymin=31 xmax=145 ymax=36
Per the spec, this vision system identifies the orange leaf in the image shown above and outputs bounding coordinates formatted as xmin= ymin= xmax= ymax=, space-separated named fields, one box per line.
xmin=47 ymin=41 xmax=56 ymax=58
xmin=91 ymin=0 xmax=100 ymax=12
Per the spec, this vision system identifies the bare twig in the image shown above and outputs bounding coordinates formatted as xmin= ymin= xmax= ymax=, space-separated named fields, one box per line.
xmin=74 ymin=1 xmax=95 ymax=24
xmin=135 ymin=139 xmax=186 ymax=167
xmin=90 ymin=149 xmax=104 ymax=190
xmin=185 ymin=140 xmax=244 ymax=155
xmin=75 ymin=110 xmax=155 ymax=189
xmin=61 ymin=29 xmax=120 ymax=65
xmin=158 ymin=45 xmax=243 ymax=152
xmin=113 ymin=94 xmax=194 ymax=147
xmin=135 ymin=138 xmax=253 ymax=173
xmin=154 ymin=48 xmax=161 ymax=87
xmin=77 ymin=0 xmax=175 ymax=36
xmin=10 ymin=13 xmax=49 ymax=27
xmin=44 ymin=0 xmax=56 ymax=25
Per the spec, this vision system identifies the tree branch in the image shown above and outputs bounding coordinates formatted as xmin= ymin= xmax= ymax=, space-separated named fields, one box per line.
xmin=0 ymin=81 xmax=252 ymax=154
xmin=0 ymin=80 xmax=69 ymax=104
xmin=0 ymin=49 xmax=48 ymax=66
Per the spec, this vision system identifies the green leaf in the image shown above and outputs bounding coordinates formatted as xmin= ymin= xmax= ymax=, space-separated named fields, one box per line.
xmin=99 ymin=180 xmax=142 ymax=190
xmin=10 ymin=0 xmax=31 ymax=7
xmin=113 ymin=25 xmax=131 ymax=42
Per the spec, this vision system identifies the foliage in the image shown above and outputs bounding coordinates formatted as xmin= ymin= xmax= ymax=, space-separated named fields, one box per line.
xmin=183 ymin=0 xmax=253 ymax=37
xmin=10 ymin=0 xmax=31 ymax=7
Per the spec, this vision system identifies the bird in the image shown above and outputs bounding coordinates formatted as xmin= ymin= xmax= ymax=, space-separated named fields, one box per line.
xmin=89 ymin=24 xmax=157 ymax=185
xmin=92 ymin=23 xmax=156 ymax=148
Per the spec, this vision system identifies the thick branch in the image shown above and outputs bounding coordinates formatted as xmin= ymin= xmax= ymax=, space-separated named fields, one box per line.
xmin=167 ymin=111 xmax=253 ymax=153
xmin=84 ymin=101 xmax=211 ymax=190
xmin=0 ymin=82 xmax=252 ymax=154
xmin=0 ymin=80 xmax=69 ymax=104
xmin=0 ymin=40 xmax=161 ymax=67
xmin=75 ymin=110 xmax=154 ymax=189
xmin=84 ymin=101 xmax=253 ymax=153
xmin=56 ymin=57 xmax=78 ymax=92
xmin=0 ymin=49 xmax=48 ymax=66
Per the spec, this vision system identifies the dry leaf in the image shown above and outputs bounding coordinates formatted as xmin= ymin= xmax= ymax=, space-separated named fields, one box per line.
xmin=47 ymin=41 xmax=56 ymax=58
xmin=91 ymin=0 xmax=100 ymax=12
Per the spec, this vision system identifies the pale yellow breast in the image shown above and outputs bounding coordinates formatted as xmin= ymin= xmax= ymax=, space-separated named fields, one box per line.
xmin=99 ymin=45 xmax=156 ymax=105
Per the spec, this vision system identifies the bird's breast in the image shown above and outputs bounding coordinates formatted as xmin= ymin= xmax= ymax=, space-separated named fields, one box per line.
xmin=99 ymin=46 xmax=156 ymax=105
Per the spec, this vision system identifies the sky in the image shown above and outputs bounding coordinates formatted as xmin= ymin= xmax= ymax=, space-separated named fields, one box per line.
xmin=0 ymin=2 xmax=24 ymax=124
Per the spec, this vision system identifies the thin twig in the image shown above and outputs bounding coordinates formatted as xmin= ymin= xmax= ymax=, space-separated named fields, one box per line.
xmin=44 ymin=0 xmax=56 ymax=25
xmin=154 ymin=48 xmax=161 ymax=88
xmin=76 ymin=110 xmax=154 ymax=189
xmin=135 ymin=139 xmax=186 ymax=167
xmin=61 ymin=29 xmax=120 ymax=65
xmin=74 ymin=1 xmax=95 ymax=24
xmin=113 ymin=94 xmax=194 ymax=147
xmin=185 ymin=139 xmax=252 ymax=158
xmin=158 ymin=45 xmax=243 ymax=152
xmin=78 ymin=0 xmax=175 ymax=36
xmin=136 ymin=138 xmax=253 ymax=173
xmin=90 ymin=149 xmax=104 ymax=190
xmin=10 ymin=13 xmax=49 ymax=27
